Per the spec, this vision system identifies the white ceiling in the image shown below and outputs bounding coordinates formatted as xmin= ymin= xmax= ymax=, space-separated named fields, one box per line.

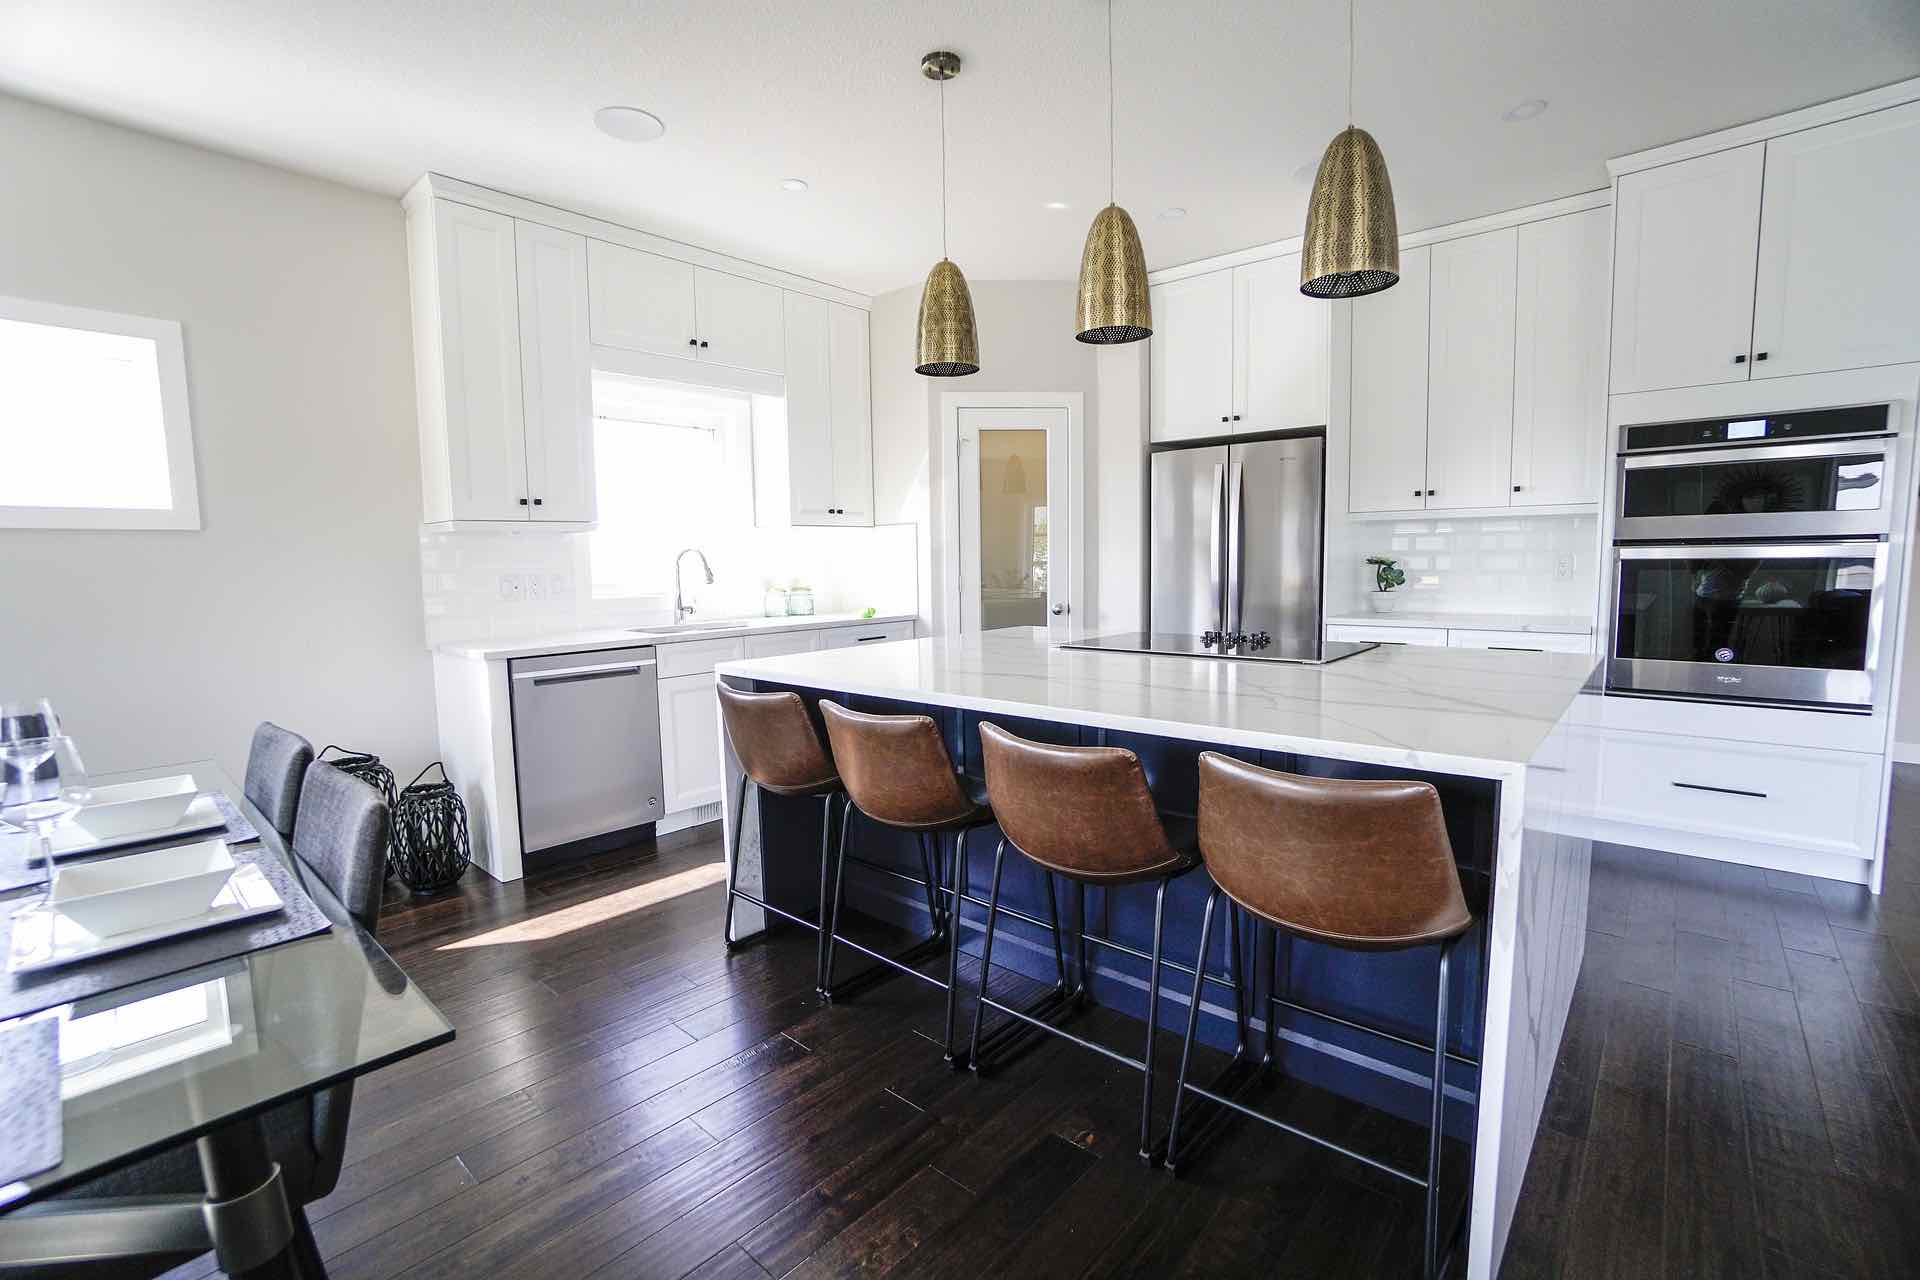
xmin=4 ymin=1 xmax=1918 ymax=296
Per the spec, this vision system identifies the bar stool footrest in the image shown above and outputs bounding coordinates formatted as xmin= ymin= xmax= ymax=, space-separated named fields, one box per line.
xmin=821 ymin=929 xmax=949 ymax=1002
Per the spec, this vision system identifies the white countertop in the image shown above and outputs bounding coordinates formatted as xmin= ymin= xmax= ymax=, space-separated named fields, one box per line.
xmin=717 ymin=627 xmax=1599 ymax=779
xmin=435 ymin=612 xmax=916 ymax=661
xmin=1325 ymin=609 xmax=1594 ymax=634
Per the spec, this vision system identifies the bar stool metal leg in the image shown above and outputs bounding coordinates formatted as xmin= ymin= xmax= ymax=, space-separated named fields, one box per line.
xmin=1426 ymin=936 xmax=1457 ymax=1280
xmin=966 ymin=839 xmax=1011 ymax=1070
xmin=1044 ymin=871 xmax=1069 ymax=993
xmin=820 ymin=794 xmax=854 ymax=1001
xmin=942 ymin=827 xmax=970 ymax=1066
xmin=1138 ymin=874 xmax=1170 ymax=1162
xmin=723 ymin=777 xmax=750 ymax=952
xmin=1164 ymin=886 xmax=1220 ymax=1169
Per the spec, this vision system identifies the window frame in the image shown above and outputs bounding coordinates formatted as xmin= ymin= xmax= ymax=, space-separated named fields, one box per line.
xmin=0 ymin=294 xmax=201 ymax=531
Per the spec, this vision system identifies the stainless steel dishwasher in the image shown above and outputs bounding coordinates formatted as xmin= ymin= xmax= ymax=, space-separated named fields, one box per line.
xmin=509 ymin=646 xmax=665 ymax=857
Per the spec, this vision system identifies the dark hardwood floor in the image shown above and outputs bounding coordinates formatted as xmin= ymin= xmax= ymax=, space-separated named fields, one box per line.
xmin=160 ymin=771 xmax=1920 ymax=1279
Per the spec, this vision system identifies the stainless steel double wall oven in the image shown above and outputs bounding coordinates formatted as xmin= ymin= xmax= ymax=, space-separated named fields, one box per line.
xmin=1607 ymin=403 xmax=1895 ymax=711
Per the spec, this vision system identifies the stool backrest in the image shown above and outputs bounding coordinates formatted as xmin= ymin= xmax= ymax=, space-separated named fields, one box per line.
xmin=291 ymin=761 xmax=389 ymax=931
xmin=978 ymin=721 xmax=1175 ymax=877
xmin=245 ymin=721 xmax=314 ymax=838
xmin=819 ymin=700 xmax=972 ymax=827
xmin=1196 ymin=752 xmax=1470 ymax=950
xmin=717 ymin=685 xmax=837 ymax=794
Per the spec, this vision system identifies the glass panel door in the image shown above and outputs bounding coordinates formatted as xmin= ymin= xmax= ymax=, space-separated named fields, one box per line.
xmin=956 ymin=406 xmax=1071 ymax=640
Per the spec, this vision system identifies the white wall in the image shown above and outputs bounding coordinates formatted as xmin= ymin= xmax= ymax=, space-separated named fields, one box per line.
xmin=870 ymin=279 xmax=1110 ymax=634
xmin=0 ymin=93 xmax=437 ymax=783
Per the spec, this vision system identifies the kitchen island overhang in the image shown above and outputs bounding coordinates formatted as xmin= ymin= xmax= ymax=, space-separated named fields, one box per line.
xmin=714 ymin=628 xmax=1601 ymax=1279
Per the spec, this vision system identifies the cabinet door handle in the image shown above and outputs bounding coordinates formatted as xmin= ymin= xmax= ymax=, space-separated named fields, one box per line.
xmin=1413 ymin=489 xmax=1422 ymax=498
xmin=518 ymin=497 xmax=529 ymax=506
xmin=532 ymin=498 xmax=543 ymax=506
xmin=1733 ymin=354 xmax=1747 ymax=364
xmin=1220 ymin=415 xmax=1229 ymax=423
xmin=688 ymin=337 xmax=698 ymax=347
xmin=1231 ymin=414 xmax=1242 ymax=421
xmin=1672 ymin=781 xmax=1768 ymax=800
xmin=1426 ymin=489 xmax=1436 ymax=497
xmin=1754 ymin=351 xmax=1769 ymax=362
xmin=1513 ymin=485 xmax=1522 ymax=492
xmin=699 ymin=339 xmax=710 ymax=349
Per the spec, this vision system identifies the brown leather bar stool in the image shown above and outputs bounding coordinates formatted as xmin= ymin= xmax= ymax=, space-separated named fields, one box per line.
xmin=817 ymin=700 xmax=1000 ymax=1061
xmin=716 ymin=684 xmax=845 ymax=995
xmin=1168 ymin=752 xmax=1475 ymax=1280
xmin=973 ymin=722 xmax=1201 ymax=1161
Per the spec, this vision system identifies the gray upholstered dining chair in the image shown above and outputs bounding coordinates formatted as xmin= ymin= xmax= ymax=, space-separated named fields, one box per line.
xmin=243 ymin=721 xmax=313 ymax=839
xmin=32 ymin=761 xmax=391 ymax=1279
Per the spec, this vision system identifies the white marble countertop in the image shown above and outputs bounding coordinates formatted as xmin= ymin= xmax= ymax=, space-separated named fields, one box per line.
xmin=717 ymin=627 xmax=1599 ymax=779
xmin=1325 ymin=609 xmax=1594 ymax=634
xmin=435 ymin=612 xmax=916 ymax=661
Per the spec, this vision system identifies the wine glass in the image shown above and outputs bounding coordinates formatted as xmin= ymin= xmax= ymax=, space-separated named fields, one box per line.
xmin=0 ymin=724 xmax=88 ymax=906
xmin=0 ymin=698 xmax=62 ymax=828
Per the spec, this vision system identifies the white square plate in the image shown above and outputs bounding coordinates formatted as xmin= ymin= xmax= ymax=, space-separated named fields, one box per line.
xmin=8 ymin=863 xmax=285 ymax=974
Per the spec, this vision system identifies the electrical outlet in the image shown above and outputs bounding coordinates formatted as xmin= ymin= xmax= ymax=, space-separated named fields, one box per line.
xmin=526 ymin=574 xmax=547 ymax=602
xmin=1554 ymin=553 xmax=1575 ymax=582
xmin=498 ymin=573 xmax=524 ymax=602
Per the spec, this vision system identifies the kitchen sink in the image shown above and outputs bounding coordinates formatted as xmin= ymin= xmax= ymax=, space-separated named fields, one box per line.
xmin=628 ymin=620 xmax=748 ymax=634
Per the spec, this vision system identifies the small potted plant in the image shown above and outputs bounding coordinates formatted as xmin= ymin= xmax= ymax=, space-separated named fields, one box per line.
xmin=1365 ymin=556 xmax=1406 ymax=613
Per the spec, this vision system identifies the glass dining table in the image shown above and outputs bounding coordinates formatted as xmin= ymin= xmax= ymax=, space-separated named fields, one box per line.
xmin=0 ymin=760 xmax=453 ymax=1277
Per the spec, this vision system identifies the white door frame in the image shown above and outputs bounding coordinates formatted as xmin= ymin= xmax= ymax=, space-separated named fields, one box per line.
xmin=939 ymin=391 xmax=1087 ymax=641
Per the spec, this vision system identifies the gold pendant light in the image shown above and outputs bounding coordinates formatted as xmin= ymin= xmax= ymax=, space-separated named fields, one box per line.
xmin=916 ymin=51 xmax=979 ymax=377
xmin=1074 ymin=0 xmax=1151 ymax=343
xmin=1300 ymin=0 xmax=1400 ymax=299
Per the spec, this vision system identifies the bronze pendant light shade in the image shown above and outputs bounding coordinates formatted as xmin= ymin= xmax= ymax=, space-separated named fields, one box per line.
xmin=1075 ymin=0 xmax=1150 ymax=343
xmin=916 ymin=51 xmax=979 ymax=377
xmin=1300 ymin=0 xmax=1401 ymax=299
xmin=916 ymin=258 xmax=980 ymax=376
xmin=1300 ymin=126 xmax=1400 ymax=298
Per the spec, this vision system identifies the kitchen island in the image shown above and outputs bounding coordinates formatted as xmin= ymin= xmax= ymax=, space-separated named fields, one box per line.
xmin=715 ymin=627 xmax=1599 ymax=1279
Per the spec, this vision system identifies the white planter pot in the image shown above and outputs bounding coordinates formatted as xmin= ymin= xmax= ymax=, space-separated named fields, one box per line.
xmin=1368 ymin=593 xmax=1401 ymax=614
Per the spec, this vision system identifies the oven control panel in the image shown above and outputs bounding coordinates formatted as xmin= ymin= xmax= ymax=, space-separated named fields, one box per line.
xmin=1621 ymin=403 xmax=1890 ymax=453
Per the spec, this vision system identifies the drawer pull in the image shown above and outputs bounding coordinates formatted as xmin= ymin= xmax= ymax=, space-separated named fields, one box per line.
xmin=1671 ymin=781 xmax=1768 ymax=800
xmin=1488 ymin=646 xmax=1544 ymax=653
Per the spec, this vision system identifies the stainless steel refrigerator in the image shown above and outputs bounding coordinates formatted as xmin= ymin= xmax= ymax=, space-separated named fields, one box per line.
xmin=1149 ymin=433 xmax=1325 ymax=659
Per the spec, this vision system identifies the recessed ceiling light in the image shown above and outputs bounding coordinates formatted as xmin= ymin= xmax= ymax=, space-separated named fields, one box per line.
xmin=1503 ymin=98 xmax=1549 ymax=123
xmin=594 ymin=106 xmax=666 ymax=142
xmin=780 ymin=178 xmax=809 ymax=192
xmin=1159 ymin=207 xmax=1187 ymax=220
xmin=1043 ymin=201 xmax=1070 ymax=210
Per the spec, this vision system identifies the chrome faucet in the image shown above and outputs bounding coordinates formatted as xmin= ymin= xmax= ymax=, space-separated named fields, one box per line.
xmin=674 ymin=548 xmax=714 ymax=622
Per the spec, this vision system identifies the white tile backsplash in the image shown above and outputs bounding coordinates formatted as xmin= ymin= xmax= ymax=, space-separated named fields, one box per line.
xmin=419 ymin=523 xmax=920 ymax=648
xmin=1330 ymin=513 xmax=1599 ymax=617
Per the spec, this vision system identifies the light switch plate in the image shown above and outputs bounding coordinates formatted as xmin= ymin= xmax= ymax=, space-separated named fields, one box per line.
xmin=498 ymin=573 xmax=524 ymax=602
xmin=1554 ymin=554 xmax=1575 ymax=581
xmin=527 ymin=574 xmax=547 ymax=601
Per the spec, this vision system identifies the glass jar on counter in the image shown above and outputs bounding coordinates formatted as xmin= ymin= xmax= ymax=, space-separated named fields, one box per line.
xmin=785 ymin=586 xmax=815 ymax=616
xmin=763 ymin=586 xmax=789 ymax=617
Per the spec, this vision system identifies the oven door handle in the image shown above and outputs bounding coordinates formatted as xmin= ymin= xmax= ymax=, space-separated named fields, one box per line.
xmin=1613 ymin=540 xmax=1886 ymax=561
xmin=1618 ymin=436 xmax=1895 ymax=469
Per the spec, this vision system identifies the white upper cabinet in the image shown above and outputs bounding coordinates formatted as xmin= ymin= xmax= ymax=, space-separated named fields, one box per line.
xmin=587 ymin=239 xmax=785 ymax=375
xmin=1348 ymin=245 xmax=1432 ymax=513
xmin=1427 ymin=229 xmax=1517 ymax=510
xmin=1235 ymin=252 xmax=1330 ymax=433
xmin=757 ymin=294 xmax=873 ymax=527
xmin=1512 ymin=208 xmax=1609 ymax=507
xmin=1608 ymin=142 xmax=1765 ymax=394
xmin=1751 ymin=100 xmax=1920 ymax=380
xmin=586 ymin=239 xmax=698 ymax=359
xmin=826 ymin=303 xmax=874 ymax=523
xmin=514 ymin=223 xmax=595 ymax=524
xmin=1149 ymin=273 xmax=1235 ymax=440
xmin=694 ymin=269 xmax=786 ymax=375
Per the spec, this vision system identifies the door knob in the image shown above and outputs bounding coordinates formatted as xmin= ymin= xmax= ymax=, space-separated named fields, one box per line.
xmin=1051 ymin=604 xmax=1069 ymax=616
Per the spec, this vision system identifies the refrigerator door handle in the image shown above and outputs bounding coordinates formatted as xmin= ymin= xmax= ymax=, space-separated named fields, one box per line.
xmin=1225 ymin=461 xmax=1245 ymax=636
xmin=1208 ymin=463 xmax=1226 ymax=632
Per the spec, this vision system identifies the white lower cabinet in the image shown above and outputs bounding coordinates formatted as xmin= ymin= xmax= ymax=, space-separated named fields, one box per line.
xmin=821 ymin=620 xmax=915 ymax=649
xmin=1327 ymin=623 xmax=1450 ymax=647
xmin=1444 ymin=629 xmax=1593 ymax=655
xmin=657 ymin=672 xmax=723 ymax=814
xmin=1595 ymin=728 xmax=1879 ymax=862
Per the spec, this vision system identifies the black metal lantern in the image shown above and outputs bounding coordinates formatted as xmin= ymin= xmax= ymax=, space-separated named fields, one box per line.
xmin=390 ymin=762 xmax=471 ymax=893
xmin=318 ymin=745 xmax=399 ymax=874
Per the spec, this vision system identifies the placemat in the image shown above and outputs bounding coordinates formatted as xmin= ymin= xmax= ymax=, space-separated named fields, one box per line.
xmin=0 ymin=1019 xmax=61 ymax=1188
xmin=0 ymin=791 xmax=262 ymax=895
xmin=0 ymin=844 xmax=331 ymax=1021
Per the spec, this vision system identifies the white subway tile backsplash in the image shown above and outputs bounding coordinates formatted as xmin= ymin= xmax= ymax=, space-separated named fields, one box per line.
xmin=1331 ymin=512 xmax=1598 ymax=617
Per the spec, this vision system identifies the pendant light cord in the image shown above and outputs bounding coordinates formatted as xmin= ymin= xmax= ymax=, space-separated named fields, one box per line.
xmin=939 ymin=75 xmax=949 ymax=260
xmin=1347 ymin=0 xmax=1355 ymax=126
xmin=1107 ymin=0 xmax=1116 ymax=207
